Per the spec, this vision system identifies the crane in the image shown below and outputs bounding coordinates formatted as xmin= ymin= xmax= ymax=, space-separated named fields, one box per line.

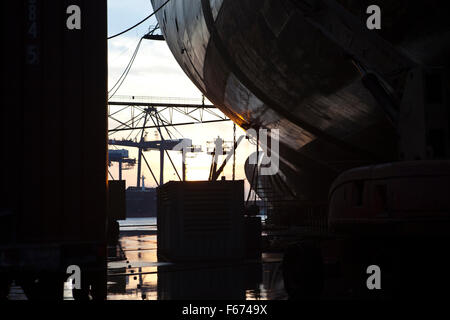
xmin=109 ymin=138 xmax=193 ymax=186
xmin=108 ymin=149 xmax=136 ymax=181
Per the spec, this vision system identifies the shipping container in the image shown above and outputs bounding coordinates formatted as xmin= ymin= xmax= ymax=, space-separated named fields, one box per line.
xmin=157 ymin=262 xmax=262 ymax=300
xmin=157 ymin=180 xmax=245 ymax=262
xmin=0 ymin=0 xmax=108 ymax=299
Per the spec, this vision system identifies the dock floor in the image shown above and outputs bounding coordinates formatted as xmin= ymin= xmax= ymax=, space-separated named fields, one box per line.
xmin=106 ymin=222 xmax=287 ymax=300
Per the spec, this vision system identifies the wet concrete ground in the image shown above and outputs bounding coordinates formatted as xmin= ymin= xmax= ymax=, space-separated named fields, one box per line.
xmin=6 ymin=221 xmax=287 ymax=300
xmin=107 ymin=222 xmax=287 ymax=300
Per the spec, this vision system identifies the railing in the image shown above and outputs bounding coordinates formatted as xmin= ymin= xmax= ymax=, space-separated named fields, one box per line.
xmin=109 ymin=95 xmax=214 ymax=106
xmin=254 ymin=185 xmax=328 ymax=232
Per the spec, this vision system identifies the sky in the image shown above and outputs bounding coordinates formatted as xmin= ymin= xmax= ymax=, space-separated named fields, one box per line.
xmin=107 ymin=0 xmax=255 ymax=192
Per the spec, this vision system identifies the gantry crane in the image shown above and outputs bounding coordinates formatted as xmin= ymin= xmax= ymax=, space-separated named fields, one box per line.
xmin=108 ymin=149 xmax=136 ymax=180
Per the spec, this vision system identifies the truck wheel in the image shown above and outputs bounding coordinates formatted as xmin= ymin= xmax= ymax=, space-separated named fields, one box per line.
xmin=282 ymin=242 xmax=324 ymax=299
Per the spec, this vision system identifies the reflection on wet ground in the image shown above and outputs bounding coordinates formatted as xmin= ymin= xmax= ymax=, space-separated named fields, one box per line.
xmin=6 ymin=219 xmax=287 ymax=300
xmin=107 ymin=222 xmax=287 ymax=300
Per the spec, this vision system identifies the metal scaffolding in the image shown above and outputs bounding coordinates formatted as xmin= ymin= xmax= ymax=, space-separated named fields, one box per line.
xmin=108 ymin=95 xmax=228 ymax=186
xmin=108 ymin=95 xmax=230 ymax=134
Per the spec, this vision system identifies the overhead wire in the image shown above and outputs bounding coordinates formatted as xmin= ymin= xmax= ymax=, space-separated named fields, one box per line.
xmin=107 ymin=0 xmax=170 ymax=40
xmin=108 ymin=1 xmax=170 ymax=99
xmin=108 ymin=37 xmax=143 ymax=100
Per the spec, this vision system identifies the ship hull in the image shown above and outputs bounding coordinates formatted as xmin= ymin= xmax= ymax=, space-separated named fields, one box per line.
xmin=151 ymin=0 xmax=450 ymax=202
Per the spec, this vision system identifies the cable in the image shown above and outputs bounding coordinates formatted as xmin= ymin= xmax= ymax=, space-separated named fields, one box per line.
xmin=108 ymin=37 xmax=143 ymax=100
xmin=108 ymin=2 xmax=170 ymax=98
xmin=108 ymin=38 xmax=141 ymax=96
xmin=107 ymin=0 xmax=170 ymax=40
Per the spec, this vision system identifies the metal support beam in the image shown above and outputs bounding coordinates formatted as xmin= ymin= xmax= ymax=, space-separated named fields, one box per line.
xmin=137 ymin=111 xmax=148 ymax=187
xmin=211 ymin=136 xmax=244 ymax=181
xmin=160 ymin=150 xmax=164 ymax=185
xmin=109 ymin=119 xmax=230 ymax=133
xmin=182 ymin=151 xmax=186 ymax=181
xmin=108 ymin=96 xmax=230 ymax=134
xmin=109 ymin=101 xmax=216 ymax=108
xmin=141 ymin=152 xmax=159 ymax=187
xmin=109 ymin=96 xmax=221 ymax=186
xmin=233 ymin=123 xmax=236 ymax=180
xmin=143 ymin=34 xmax=164 ymax=41
xmin=118 ymin=158 xmax=123 ymax=181
xmin=137 ymin=149 xmax=143 ymax=187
